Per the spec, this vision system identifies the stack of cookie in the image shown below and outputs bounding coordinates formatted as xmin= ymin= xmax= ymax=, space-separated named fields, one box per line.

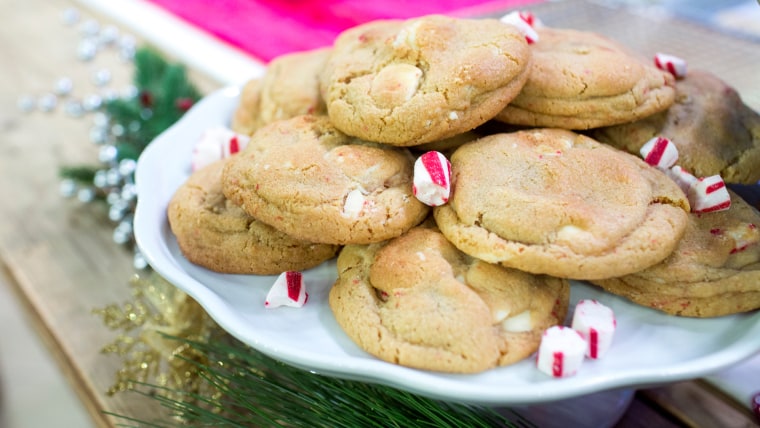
xmin=167 ymin=13 xmax=760 ymax=373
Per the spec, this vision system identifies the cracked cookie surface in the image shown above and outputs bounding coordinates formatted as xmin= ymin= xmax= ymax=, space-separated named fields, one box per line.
xmin=592 ymin=190 xmax=760 ymax=317
xmin=222 ymin=115 xmax=429 ymax=245
xmin=167 ymin=159 xmax=339 ymax=274
xmin=434 ymin=128 xmax=690 ymax=280
xmin=320 ymin=15 xmax=531 ymax=146
xmin=590 ymin=69 xmax=760 ymax=184
xmin=329 ymin=226 xmax=569 ymax=373
xmin=495 ymin=27 xmax=675 ymax=130
xmin=232 ymin=47 xmax=330 ymax=137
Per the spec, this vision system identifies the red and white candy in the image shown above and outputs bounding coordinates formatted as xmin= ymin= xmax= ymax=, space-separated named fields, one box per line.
xmin=667 ymin=165 xmax=698 ymax=195
xmin=191 ymin=126 xmax=250 ymax=172
xmin=688 ymin=175 xmax=732 ymax=214
xmin=413 ymin=151 xmax=451 ymax=207
xmin=640 ymin=136 xmax=679 ymax=170
xmin=654 ymin=52 xmax=688 ymax=79
xmin=265 ymin=271 xmax=308 ymax=308
xmin=536 ymin=326 xmax=587 ymax=378
xmin=571 ymin=300 xmax=616 ymax=360
xmin=500 ymin=11 xmax=540 ymax=44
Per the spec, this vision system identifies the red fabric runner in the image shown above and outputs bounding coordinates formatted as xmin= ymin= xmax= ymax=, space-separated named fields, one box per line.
xmin=146 ymin=0 xmax=542 ymax=62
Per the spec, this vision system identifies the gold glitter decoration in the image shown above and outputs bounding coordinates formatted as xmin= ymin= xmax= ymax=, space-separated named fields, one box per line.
xmin=95 ymin=272 xmax=221 ymax=402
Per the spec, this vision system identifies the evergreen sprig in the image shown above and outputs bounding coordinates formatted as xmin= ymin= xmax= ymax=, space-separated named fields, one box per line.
xmin=109 ymin=333 xmax=534 ymax=428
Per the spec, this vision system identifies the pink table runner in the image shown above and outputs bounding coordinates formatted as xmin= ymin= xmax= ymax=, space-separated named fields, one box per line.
xmin=145 ymin=0 xmax=541 ymax=62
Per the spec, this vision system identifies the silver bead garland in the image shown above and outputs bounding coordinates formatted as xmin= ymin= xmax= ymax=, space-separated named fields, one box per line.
xmin=20 ymin=7 xmax=146 ymax=270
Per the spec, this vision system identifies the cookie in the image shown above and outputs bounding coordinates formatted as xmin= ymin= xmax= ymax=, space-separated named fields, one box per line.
xmin=222 ymin=115 xmax=429 ymax=245
xmin=167 ymin=159 xmax=339 ymax=274
xmin=433 ymin=128 xmax=690 ymax=280
xmin=230 ymin=78 xmax=263 ymax=137
xmin=590 ymin=69 xmax=760 ymax=184
xmin=231 ymin=47 xmax=330 ymax=136
xmin=591 ymin=191 xmax=760 ymax=317
xmin=320 ymin=15 xmax=531 ymax=146
xmin=329 ymin=226 xmax=569 ymax=373
xmin=495 ymin=27 xmax=675 ymax=130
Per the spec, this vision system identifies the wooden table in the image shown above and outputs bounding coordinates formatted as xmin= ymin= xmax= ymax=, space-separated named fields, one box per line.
xmin=0 ymin=0 xmax=757 ymax=426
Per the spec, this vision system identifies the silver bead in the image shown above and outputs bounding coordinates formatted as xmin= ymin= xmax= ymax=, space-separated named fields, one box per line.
xmin=118 ymin=159 xmax=137 ymax=176
xmin=61 ymin=8 xmax=80 ymax=26
xmin=99 ymin=25 xmax=119 ymax=45
xmin=93 ymin=170 xmax=108 ymax=188
xmin=113 ymin=229 xmax=131 ymax=245
xmin=98 ymin=88 xmax=117 ymax=103
xmin=106 ymin=191 xmax=121 ymax=205
xmin=121 ymin=183 xmax=137 ymax=201
xmin=79 ymin=19 xmax=100 ymax=37
xmin=38 ymin=93 xmax=58 ymax=112
xmin=92 ymin=112 xmax=109 ymax=127
xmin=109 ymin=204 xmax=126 ymax=222
xmin=77 ymin=39 xmax=98 ymax=61
xmin=133 ymin=250 xmax=149 ymax=270
xmin=91 ymin=68 xmax=111 ymax=87
xmin=83 ymin=94 xmax=103 ymax=111
xmin=98 ymin=145 xmax=118 ymax=163
xmin=77 ymin=187 xmax=95 ymax=203
xmin=110 ymin=123 xmax=125 ymax=137
xmin=106 ymin=168 xmax=122 ymax=186
xmin=59 ymin=179 xmax=77 ymax=198
xmin=121 ymin=85 xmax=138 ymax=99
xmin=17 ymin=95 xmax=35 ymax=113
xmin=64 ymin=99 xmax=84 ymax=118
xmin=89 ymin=126 xmax=109 ymax=145
xmin=54 ymin=77 xmax=74 ymax=96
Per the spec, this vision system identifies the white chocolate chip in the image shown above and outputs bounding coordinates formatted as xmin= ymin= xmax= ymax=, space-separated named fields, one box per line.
xmin=342 ymin=189 xmax=366 ymax=218
xmin=448 ymin=111 xmax=459 ymax=120
xmin=370 ymin=63 xmax=423 ymax=108
xmin=501 ymin=310 xmax=533 ymax=332
xmin=392 ymin=20 xmax=422 ymax=49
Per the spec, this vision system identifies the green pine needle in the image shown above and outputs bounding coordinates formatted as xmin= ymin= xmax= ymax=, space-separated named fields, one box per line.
xmin=110 ymin=333 xmax=535 ymax=428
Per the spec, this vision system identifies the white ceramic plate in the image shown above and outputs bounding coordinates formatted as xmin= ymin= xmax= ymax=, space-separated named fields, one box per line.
xmin=134 ymin=86 xmax=760 ymax=406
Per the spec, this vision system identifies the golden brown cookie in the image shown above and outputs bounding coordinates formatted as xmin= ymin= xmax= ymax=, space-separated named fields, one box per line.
xmin=222 ymin=115 xmax=429 ymax=245
xmin=495 ymin=27 xmax=675 ymax=130
xmin=230 ymin=78 xmax=263 ymax=137
xmin=591 ymin=191 xmax=760 ymax=317
xmin=590 ymin=69 xmax=760 ymax=184
xmin=168 ymin=159 xmax=339 ymax=274
xmin=320 ymin=15 xmax=531 ymax=146
xmin=329 ymin=226 xmax=569 ymax=373
xmin=433 ymin=128 xmax=690 ymax=280
xmin=231 ymin=48 xmax=330 ymax=136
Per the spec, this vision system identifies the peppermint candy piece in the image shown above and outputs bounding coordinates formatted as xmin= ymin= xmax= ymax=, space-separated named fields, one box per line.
xmin=667 ymin=165 xmax=698 ymax=195
xmin=688 ymin=175 xmax=732 ymax=214
xmin=654 ymin=53 xmax=688 ymax=79
xmin=265 ymin=271 xmax=308 ymax=308
xmin=536 ymin=326 xmax=586 ymax=378
xmin=413 ymin=151 xmax=451 ymax=207
xmin=571 ymin=300 xmax=616 ymax=360
xmin=499 ymin=11 xmax=540 ymax=44
xmin=191 ymin=126 xmax=250 ymax=171
xmin=640 ymin=136 xmax=679 ymax=170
